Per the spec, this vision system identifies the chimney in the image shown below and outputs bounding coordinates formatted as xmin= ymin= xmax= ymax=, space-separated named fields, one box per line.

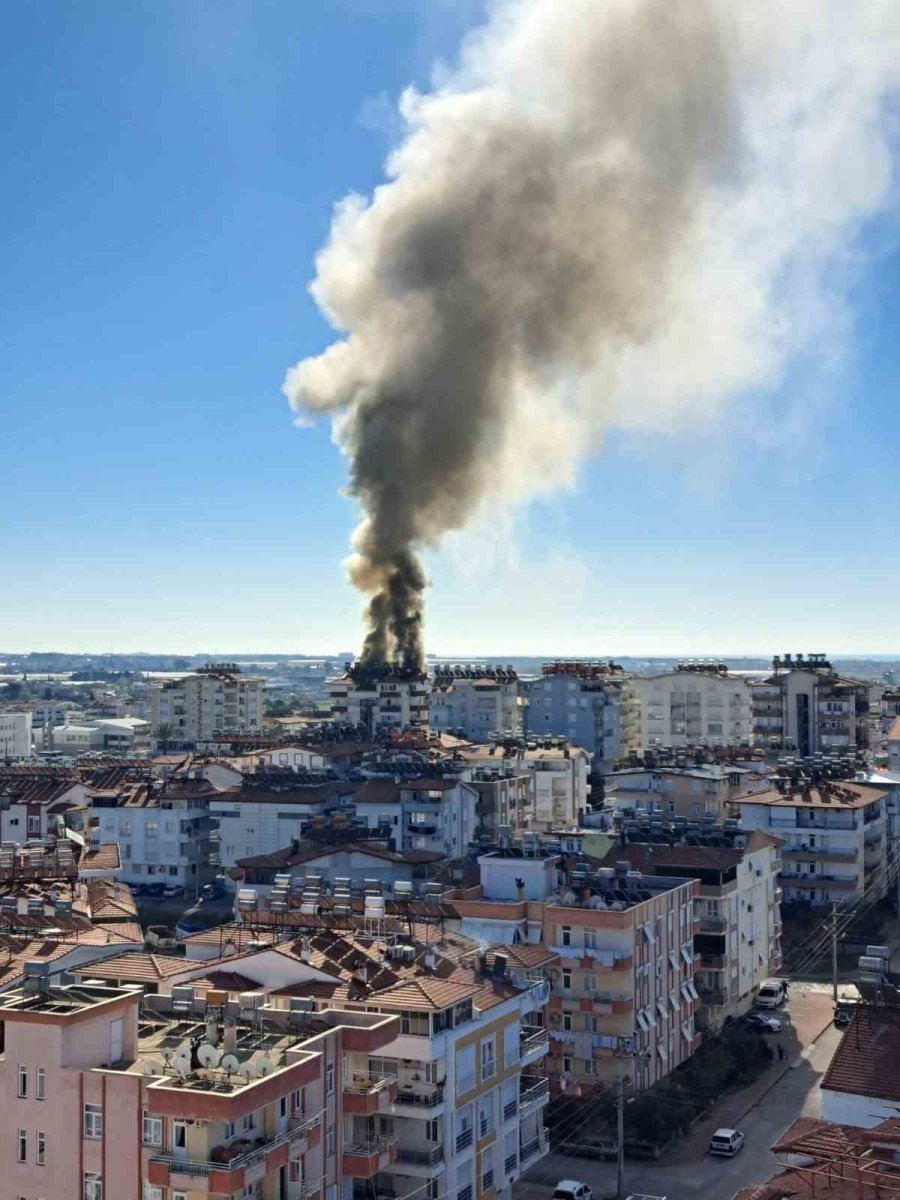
xmin=223 ymin=1018 xmax=237 ymax=1054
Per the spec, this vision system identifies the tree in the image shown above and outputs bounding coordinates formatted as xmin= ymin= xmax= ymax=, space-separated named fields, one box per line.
xmin=154 ymin=723 xmax=175 ymax=753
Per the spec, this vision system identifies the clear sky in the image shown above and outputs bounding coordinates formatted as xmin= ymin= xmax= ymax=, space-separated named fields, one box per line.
xmin=2 ymin=1 xmax=899 ymax=658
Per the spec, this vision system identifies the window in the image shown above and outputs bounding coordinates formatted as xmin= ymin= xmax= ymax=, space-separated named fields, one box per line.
xmin=326 ymin=1125 xmax=335 ymax=1156
xmin=84 ymin=1172 xmax=103 ymax=1200
xmin=562 ymin=1011 xmax=572 ymax=1031
xmin=562 ymin=970 xmax=572 ymax=991
xmin=561 ymin=926 xmax=572 ymax=947
xmin=37 ymin=1130 xmax=46 ymax=1165
xmin=84 ymin=1104 xmax=103 ymax=1139
xmin=241 ymin=1113 xmax=255 ymax=1133
xmin=325 ymin=1061 xmax=335 ymax=1095
xmin=36 ymin=1066 xmax=46 ymax=1099
xmin=291 ymin=1088 xmax=303 ymax=1116
xmin=583 ymin=974 xmax=597 ymax=993
xmin=143 ymin=1185 xmax=163 ymax=1200
xmin=480 ymin=1037 xmax=496 ymax=1080
xmin=17 ymin=1129 xmax=27 ymax=1162
xmin=142 ymin=1114 xmax=163 ymax=1146
xmin=17 ymin=1065 xmax=27 ymax=1097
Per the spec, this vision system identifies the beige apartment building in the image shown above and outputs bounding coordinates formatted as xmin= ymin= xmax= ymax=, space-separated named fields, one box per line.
xmin=429 ymin=665 xmax=524 ymax=740
xmin=151 ymin=663 xmax=264 ymax=747
xmin=751 ymin=653 xmax=872 ymax=754
xmin=329 ymin=668 xmax=430 ymax=733
xmin=603 ymin=763 xmax=768 ymax=822
xmin=630 ymin=662 xmax=754 ymax=750
xmin=450 ymin=850 xmax=701 ymax=1095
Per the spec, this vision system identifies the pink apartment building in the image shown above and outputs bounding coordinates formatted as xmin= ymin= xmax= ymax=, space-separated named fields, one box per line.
xmin=1 ymin=962 xmax=398 ymax=1200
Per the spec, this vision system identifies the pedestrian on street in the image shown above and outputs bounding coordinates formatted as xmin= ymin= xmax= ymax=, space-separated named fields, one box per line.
xmin=777 ymin=1043 xmax=784 ymax=1062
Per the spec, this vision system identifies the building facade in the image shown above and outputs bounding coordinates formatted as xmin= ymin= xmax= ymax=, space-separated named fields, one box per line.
xmin=329 ymin=668 xmax=430 ymax=734
xmin=751 ymin=653 xmax=871 ymax=754
xmin=0 ymin=711 xmax=32 ymax=759
xmin=521 ymin=662 xmax=629 ymax=773
xmin=457 ymin=744 xmax=590 ymax=829
xmin=429 ymin=666 xmax=523 ymax=739
xmin=151 ymin=663 xmax=264 ymax=747
xmin=631 ymin=663 xmax=754 ymax=750
xmin=737 ymin=780 xmax=889 ymax=906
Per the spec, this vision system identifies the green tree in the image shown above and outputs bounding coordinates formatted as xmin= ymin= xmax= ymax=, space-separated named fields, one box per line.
xmin=154 ymin=723 xmax=175 ymax=753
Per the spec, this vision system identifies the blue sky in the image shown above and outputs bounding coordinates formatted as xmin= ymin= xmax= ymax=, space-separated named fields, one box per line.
xmin=2 ymin=1 xmax=898 ymax=657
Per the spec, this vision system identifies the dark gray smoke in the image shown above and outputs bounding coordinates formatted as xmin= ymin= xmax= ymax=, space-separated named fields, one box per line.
xmin=285 ymin=0 xmax=900 ymax=668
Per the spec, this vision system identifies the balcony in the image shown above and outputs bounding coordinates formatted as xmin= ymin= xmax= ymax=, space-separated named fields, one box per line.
xmin=504 ymin=1153 xmax=518 ymax=1174
xmin=699 ymin=987 xmax=728 ymax=1007
xmin=698 ymin=917 xmax=726 ymax=933
xmin=519 ymin=1129 xmax=549 ymax=1166
xmin=458 ymin=1187 xmax=473 ymax=1200
xmin=395 ymin=1145 xmax=445 ymax=1173
xmin=344 ymin=1072 xmax=398 ymax=1115
xmin=503 ymin=1097 xmax=518 ymax=1120
xmin=343 ymin=1135 xmax=398 ymax=1179
xmin=148 ymin=1113 xmax=321 ymax=1191
xmin=456 ymin=1128 xmax=473 ymax=1153
xmin=783 ymin=847 xmax=856 ymax=863
xmin=520 ymin=1026 xmax=550 ymax=1067
xmin=700 ymin=955 xmax=726 ymax=970
xmin=391 ymin=1084 xmax=445 ymax=1115
xmin=518 ymin=1077 xmax=550 ymax=1117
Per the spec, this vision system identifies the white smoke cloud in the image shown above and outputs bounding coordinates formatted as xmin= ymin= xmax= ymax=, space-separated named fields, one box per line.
xmin=284 ymin=0 xmax=900 ymax=663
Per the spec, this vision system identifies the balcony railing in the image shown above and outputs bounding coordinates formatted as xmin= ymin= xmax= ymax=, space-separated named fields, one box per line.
xmin=344 ymin=1072 xmax=398 ymax=1095
xmin=456 ymin=1128 xmax=473 ymax=1152
xmin=343 ymin=1135 xmax=398 ymax=1158
xmin=520 ymin=1027 xmax=550 ymax=1060
xmin=520 ymin=1131 xmax=548 ymax=1164
xmin=503 ymin=1098 xmax=518 ymax=1120
xmin=698 ymin=917 xmax=726 ymax=933
xmin=519 ymin=1077 xmax=550 ymax=1113
xmin=482 ymin=1170 xmax=494 ymax=1191
xmin=395 ymin=1146 xmax=445 ymax=1167
xmin=149 ymin=1112 xmax=322 ymax=1178
xmin=394 ymin=1084 xmax=444 ymax=1109
xmin=504 ymin=1153 xmax=517 ymax=1174
xmin=458 ymin=1186 xmax=473 ymax=1200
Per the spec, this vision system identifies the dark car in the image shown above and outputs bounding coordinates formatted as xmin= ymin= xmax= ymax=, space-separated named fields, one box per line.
xmin=144 ymin=882 xmax=166 ymax=897
xmin=834 ymin=1001 xmax=855 ymax=1027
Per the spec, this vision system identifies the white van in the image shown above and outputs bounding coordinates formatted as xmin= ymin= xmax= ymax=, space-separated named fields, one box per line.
xmin=755 ymin=979 xmax=787 ymax=1009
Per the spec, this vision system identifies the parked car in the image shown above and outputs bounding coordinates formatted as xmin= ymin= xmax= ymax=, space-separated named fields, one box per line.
xmin=746 ymin=1013 xmax=783 ymax=1033
xmin=709 ymin=1128 xmax=745 ymax=1157
xmin=144 ymin=883 xmax=166 ymax=897
xmin=755 ymin=979 xmax=787 ymax=1009
xmin=201 ymin=882 xmax=225 ymax=901
xmin=834 ymin=1000 xmax=855 ymax=1027
xmin=162 ymin=885 xmax=185 ymax=899
xmin=553 ymin=1182 xmax=592 ymax=1200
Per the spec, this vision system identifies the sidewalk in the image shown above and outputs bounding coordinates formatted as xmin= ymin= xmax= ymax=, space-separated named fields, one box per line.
xmin=668 ymin=986 xmax=833 ymax=1164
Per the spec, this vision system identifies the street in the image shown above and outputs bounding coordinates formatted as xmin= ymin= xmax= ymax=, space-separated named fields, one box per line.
xmin=516 ymin=986 xmax=841 ymax=1200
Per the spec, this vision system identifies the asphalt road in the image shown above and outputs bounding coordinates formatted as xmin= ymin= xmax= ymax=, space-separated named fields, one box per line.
xmin=516 ymin=1015 xmax=842 ymax=1200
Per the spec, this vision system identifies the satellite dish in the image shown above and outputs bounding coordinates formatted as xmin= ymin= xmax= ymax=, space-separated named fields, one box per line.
xmin=143 ymin=1060 xmax=163 ymax=1076
xmin=174 ymin=1048 xmax=192 ymax=1075
xmin=255 ymin=1055 xmax=273 ymax=1077
xmin=220 ymin=1054 xmax=240 ymax=1075
xmin=175 ymin=1058 xmax=192 ymax=1080
xmin=197 ymin=1043 xmax=221 ymax=1069
xmin=238 ymin=1063 xmax=254 ymax=1082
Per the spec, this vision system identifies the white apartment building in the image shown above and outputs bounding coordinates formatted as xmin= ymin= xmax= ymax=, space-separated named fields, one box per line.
xmin=150 ymin=663 xmax=264 ymax=747
xmin=49 ymin=716 xmax=149 ymax=757
xmin=329 ymin=667 xmax=430 ymax=733
xmin=631 ymin=663 xmax=754 ymax=750
xmin=430 ymin=666 xmax=524 ymax=739
xmin=751 ymin=653 xmax=871 ymax=754
xmin=456 ymin=743 xmax=590 ymax=828
xmin=355 ymin=777 xmax=478 ymax=858
xmin=90 ymin=776 xmax=215 ymax=889
xmin=0 ymin=712 xmax=32 ymax=759
xmin=736 ymin=779 xmax=889 ymax=906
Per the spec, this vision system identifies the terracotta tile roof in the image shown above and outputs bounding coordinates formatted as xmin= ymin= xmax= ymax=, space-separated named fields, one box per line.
xmin=367 ymin=976 xmax=479 ymax=1012
xmin=737 ymin=782 xmax=885 ymax=810
xmin=86 ymin=880 xmax=136 ymax=921
xmin=822 ymin=1005 xmax=900 ymax=1102
xmin=79 ymin=952 xmax=192 ymax=983
xmin=79 ymin=843 xmax=122 ymax=873
xmin=236 ymin=839 xmax=407 ymax=870
xmin=484 ymin=943 xmax=557 ymax=970
xmin=354 ymin=780 xmax=401 ymax=805
xmin=189 ymin=970 xmax=261 ymax=993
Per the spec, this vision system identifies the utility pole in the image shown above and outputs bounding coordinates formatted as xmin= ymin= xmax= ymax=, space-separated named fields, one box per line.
xmin=616 ymin=1051 xmax=626 ymax=1200
xmin=831 ymin=901 xmax=839 ymax=1004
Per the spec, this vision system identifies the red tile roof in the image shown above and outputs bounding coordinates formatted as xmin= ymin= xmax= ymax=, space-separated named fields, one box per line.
xmin=822 ymin=1005 xmax=900 ymax=1102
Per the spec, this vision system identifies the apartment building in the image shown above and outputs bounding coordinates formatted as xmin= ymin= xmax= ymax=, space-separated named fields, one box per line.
xmin=90 ymin=773 xmax=215 ymax=889
xmin=736 ymin=779 xmax=889 ymax=905
xmin=603 ymin=763 xmax=768 ymax=822
xmin=49 ymin=716 xmax=150 ymax=757
xmin=329 ymin=665 xmax=430 ymax=733
xmin=0 ymin=711 xmax=32 ymax=759
xmin=603 ymin=832 xmax=783 ymax=1028
xmin=521 ymin=661 xmax=630 ymax=773
xmin=354 ymin=776 xmax=478 ymax=858
xmin=456 ymin=743 xmax=590 ymax=829
xmin=450 ymin=849 xmax=700 ymax=1094
xmin=887 ymin=717 xmax=900 ymax=774
xmin=151 ymin=663 xmax=264 ymax=747
xmin=429 ymin=665 xmax=524 ymax=739
xmin=0 ymin=771 xmax=91 ymax=842
xmin=631 ymin=662 xmax=754 ymax=750
xmin=0 ymin=967 xmax=398 ymax=1200
xmin=467 ymin=771 xmax=533 ymax=838
xmin=751 ymin=653 xmax=872 ymax=754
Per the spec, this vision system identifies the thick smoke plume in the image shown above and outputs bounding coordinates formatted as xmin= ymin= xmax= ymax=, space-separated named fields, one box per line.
xmin=285 ymin=0 xmax=899 ymax=670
